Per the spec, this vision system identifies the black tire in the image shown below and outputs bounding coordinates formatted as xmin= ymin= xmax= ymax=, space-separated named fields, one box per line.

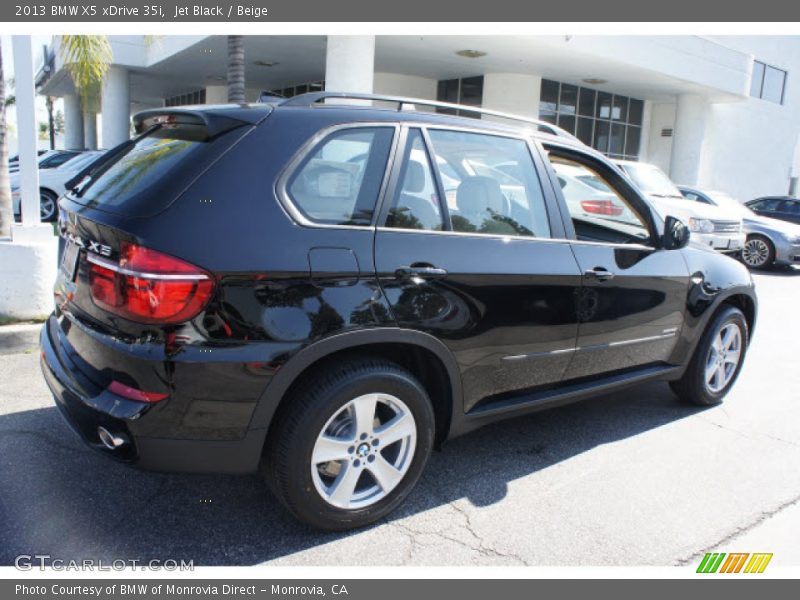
xmin=741 ymin=234 xmax=774 ymax=269
xmin=670 ymin=305 xmax=748 ymax=406
xmin=40 ymin=189 xmax=59 ymax=222
xmin=265 ymin=357 xmax=434 ymax=531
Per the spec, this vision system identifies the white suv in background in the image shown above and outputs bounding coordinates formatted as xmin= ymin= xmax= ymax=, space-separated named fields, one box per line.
xmin=615 ymin=160 xmax=745 ymax=256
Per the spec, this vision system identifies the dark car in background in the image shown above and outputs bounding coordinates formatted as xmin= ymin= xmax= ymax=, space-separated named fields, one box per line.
xmin=745 ymin=196 xmax=800 ymax=225
xmin=680 ymin=186 xmax=800 ymax=269
xmin=41 ymin=93 xmax=757 ymax=530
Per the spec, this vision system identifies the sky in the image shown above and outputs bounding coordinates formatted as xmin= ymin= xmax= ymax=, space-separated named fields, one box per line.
xmin=2 ymin=35 xmax=65 ymax=153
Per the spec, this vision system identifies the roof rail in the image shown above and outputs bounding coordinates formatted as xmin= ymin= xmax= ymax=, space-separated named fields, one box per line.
xmin=279 ymin=92 xmax=581 ymax=142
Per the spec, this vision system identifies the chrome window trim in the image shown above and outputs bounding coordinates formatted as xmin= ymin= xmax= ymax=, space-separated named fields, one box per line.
xmin=274 ymin=122 xmax=402 ymax=231
xmin=375 ymin=225 xmax=655 ymax=251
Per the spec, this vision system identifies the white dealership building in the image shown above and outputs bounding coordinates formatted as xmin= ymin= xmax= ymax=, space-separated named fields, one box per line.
xmin=37 ymin=34 xmax=800 ymax=202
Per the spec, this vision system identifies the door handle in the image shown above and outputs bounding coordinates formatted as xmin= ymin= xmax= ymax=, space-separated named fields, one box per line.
xmin=584 ymin=267 xmax=615 ymax=282
xmin=395 ymin=264 xmax=448 ymax=280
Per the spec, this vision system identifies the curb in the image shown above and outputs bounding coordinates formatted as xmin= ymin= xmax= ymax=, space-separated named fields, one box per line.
xmin=0 ymin=322 xmax=44 ymax=356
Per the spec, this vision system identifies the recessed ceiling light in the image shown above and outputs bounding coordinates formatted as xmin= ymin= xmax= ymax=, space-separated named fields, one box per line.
xmin=582 ymin=78 xmax=607 ymax=85
xmin=253 ymin=60 xmax=279 ymax=67
xmin=456 ymin=50 xmax=487 ymax=59
xmin=208 ymin=75 xmax=226 ymax=81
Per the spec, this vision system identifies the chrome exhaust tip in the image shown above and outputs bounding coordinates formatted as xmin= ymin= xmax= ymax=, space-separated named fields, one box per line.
xmin=97 ymin=426 xmax=126 ymax=450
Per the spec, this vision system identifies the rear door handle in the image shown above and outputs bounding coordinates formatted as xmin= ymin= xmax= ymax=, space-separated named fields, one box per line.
xmin=584 ymin=267 xmax=615 ymax=282
xmin=395 ymin=265 xmax=448 ymax=280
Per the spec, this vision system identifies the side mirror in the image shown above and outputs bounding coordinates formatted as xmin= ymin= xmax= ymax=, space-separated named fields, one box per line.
xmin=663 ymin=215 xmax=690 ymax=250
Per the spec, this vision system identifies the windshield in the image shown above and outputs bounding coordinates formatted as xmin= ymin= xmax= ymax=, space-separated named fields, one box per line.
xmin=59 ymin=152 xmax=100 ymax=172
xmin=623 ymin=163 xmax=682 ymax=198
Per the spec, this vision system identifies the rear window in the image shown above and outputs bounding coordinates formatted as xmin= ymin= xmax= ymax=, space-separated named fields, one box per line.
xmin=68 ymin=124 xmax=249 ymax=217
xmin=285 ymin=127 xmax=395 ymax=226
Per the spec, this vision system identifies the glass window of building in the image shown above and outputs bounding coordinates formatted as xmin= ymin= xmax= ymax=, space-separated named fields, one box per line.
xmin=539 ymin=79 xmax=644 ymax=160
xmin=750 ymin=61 xmax=786 ymax=104
xmin=436 ymin=76 xmax=484 ymax=117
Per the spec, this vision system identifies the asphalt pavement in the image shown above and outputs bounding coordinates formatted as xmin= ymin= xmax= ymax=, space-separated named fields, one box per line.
xmin=1 ymin=268 xmax=798 ymax=567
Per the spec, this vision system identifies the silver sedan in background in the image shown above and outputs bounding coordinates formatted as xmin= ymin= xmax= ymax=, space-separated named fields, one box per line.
xmin=679 ymin=185 xmax=800 ymax=269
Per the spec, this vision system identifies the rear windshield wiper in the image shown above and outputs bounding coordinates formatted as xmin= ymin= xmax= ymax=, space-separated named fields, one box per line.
xmin=65 ymin=132 xmax=152 ymax=197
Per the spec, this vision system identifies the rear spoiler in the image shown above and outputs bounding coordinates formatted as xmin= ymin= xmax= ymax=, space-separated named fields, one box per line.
xmin=132 ymin=105 xmax=273 ymax=139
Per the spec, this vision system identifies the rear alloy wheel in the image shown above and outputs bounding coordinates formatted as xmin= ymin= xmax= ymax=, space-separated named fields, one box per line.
xmin=266 ymin=358 xmax=434 ymax=530
xmin=741 ymin=235 xmax=774 ymax=269
xmin=670 ymin=305 xmax=748 ymax=406
xmin=39 ymin=189 xmax=58 ymax=222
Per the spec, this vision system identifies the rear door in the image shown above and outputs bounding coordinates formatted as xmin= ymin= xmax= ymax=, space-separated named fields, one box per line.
xmin=375 ymin=125 xmax=582 ymax=412
xmin=543 ymin=146 xmax=690 ymax=380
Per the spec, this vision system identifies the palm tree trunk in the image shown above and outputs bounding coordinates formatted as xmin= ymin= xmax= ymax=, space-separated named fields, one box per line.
xmin=46 ymin=96 xmax=55 ymax=150
xmin=227 ymin=36 xmax=246 ymax=104
xmin=0 ymin=46 xmax=13 ymax=239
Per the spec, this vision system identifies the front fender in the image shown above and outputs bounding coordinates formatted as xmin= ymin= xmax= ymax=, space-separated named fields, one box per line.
xmin=668 ymin=246 xmax=757 ymax=370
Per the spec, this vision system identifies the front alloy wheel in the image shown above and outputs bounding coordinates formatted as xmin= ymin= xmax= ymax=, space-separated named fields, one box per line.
xmin=670 ymin=305 xmax=748 ymax=406
xmin=704 ymin=323 xmax=742 ymax=394
xmin=742 ymin=236 xmax=773 ymax=268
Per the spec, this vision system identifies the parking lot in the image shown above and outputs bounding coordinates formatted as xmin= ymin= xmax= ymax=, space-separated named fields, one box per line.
xmin=1 ymin=267 xmax=799 ymax=567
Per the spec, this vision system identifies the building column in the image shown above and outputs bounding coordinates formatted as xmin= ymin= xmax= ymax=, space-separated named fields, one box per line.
xmin=325 ymin=36 xmax=375 ymax=94
xmin=11 ymin=36 xmax=41 ymax=226
xmin=84 ymin=113 xmax=98 ymax=150
xmin=481 ymin=73 xmax=542 ymax=120
xmin=63 ymin=94 xmax=84 ymax=150
xmin=101 ymin=66 xmax=131 ymax=148
xmin=669 ymin=94 xmax=711 ymax=186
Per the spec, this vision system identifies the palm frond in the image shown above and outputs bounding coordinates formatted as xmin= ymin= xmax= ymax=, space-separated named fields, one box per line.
xmin=59 ymin=35 xmax=112 ymax=112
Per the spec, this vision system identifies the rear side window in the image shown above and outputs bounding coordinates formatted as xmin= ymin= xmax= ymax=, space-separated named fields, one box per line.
xmin=426 ymin=129 xmax=551 ymax=238
xmin=287 ymin=127 xmax=395 ymax=226
xmin=385 ymin=129 xmax=444 ymax=231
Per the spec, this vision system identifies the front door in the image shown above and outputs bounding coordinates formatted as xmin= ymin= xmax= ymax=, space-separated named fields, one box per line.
xmin=544 ymin=147 xmax=691 ymax=381
xmin=375 ymin=126 xmax=582 ymax=412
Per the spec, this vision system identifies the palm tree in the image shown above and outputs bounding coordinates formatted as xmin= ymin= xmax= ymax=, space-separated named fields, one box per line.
xmin=0 ymin=45 xmax=12 ymax=239
xmin=58 ymin=35 xmax=112 ymax=146
xmin=227 ymin=36 xmax=245 ymax=104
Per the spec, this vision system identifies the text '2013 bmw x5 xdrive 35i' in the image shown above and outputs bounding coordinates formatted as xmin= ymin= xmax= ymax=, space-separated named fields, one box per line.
xmin=41 ymin=93 xmax=757 ymax=530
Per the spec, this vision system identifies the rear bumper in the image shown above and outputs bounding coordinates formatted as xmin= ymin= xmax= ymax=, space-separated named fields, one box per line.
xmin=40 ymin=316 xmax=265 ymax=474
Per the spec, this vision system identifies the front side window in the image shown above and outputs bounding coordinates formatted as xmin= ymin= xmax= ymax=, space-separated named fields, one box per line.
xmin=287 ymin=127 xmax=394 ymax=226
xmin=385 ymin=130 xmax=444 ymax=231
xmin=548 ymin=153 xmax=651 ymax=245
xmin=750 ymin=198 xmax=781 ymax=213
xmin=425 ymin=129 xmax=551 ymax=238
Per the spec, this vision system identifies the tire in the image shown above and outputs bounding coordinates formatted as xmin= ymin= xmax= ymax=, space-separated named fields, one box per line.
xmin=741 ymin=235 xmax=774 ymax=269
xmin=670 ymin=306 xmax=748 ymax=406
xmin=39 ymin=189 xmax=58 ymax=222
xmin=265 ymin=357 xmax=435 ymax=531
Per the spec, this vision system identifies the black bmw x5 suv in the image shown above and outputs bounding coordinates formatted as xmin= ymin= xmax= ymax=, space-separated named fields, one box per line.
xmin=41 ymin=92 xmax=756 ymax=530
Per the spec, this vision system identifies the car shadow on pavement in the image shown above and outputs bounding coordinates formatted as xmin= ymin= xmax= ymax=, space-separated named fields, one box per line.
xmin=756 ymin=265 xmax=800 ymax=277
xmin=0 ymin=382 xmax=703 ymax=566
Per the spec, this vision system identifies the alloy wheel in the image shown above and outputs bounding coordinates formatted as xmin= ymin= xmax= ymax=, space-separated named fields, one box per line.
xmin=704 ymin=323 xmax=742 ymax=393
xmin=40 ymin=193 xmax=56 ymax=221
xmin=742 ymin=238 xmax=770 ymax=268
xmin=311 ymin=393 xmax=417 ymax=510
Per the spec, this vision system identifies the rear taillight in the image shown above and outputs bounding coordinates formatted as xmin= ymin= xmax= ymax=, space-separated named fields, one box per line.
xmin=580 ymin=200 xmax=624 ymax=216
xmin=88 ymin=242 xmax=214 ymax=324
